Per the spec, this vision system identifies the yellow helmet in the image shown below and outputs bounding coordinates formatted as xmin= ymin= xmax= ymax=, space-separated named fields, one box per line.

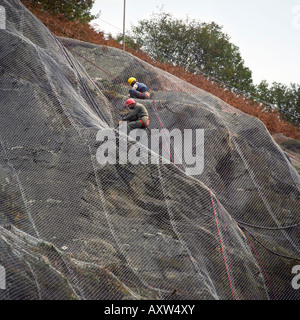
xmin=128 ymin=77 xmax=136 ymax=86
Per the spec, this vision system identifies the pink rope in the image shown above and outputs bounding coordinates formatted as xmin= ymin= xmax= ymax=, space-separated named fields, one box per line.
xmin=66 ymin=46 xmax=129 ymax=87
xmin=61 ymin=41 xmax=277 ymax=301
xmin=217 ymin=199 xmax=236 ymax=297
xmin=210 ymin=189 xmax=236 ymax=300
xmin=243 ymin=230 xmax=278 ymax=300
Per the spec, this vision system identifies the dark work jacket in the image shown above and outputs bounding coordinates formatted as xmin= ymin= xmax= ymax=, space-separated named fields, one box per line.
xmin=133 ymin=82 xmax=149 ymax=93
xmin=123 ymin=103 xmax=149 ymax=121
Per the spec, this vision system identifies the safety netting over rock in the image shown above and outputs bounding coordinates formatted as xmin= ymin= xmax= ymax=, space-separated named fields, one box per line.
xmin=0 ymin=0 xmax=299 ymax=300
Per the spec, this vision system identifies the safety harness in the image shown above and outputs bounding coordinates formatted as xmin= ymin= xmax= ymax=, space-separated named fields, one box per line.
xmin=139 ymin=117 xmax=149 ymax=128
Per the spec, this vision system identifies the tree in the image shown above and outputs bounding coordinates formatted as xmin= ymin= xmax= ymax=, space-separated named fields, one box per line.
xmin=115 ymin=33 xmax=140 ymax=51
xmin=29 ymin=0 xmax=98 ymax=22
xmin=255 ymin=81 xmax=300 ymax=125
xmin=130 ymin=11 xmax=254 ymax=92
xmin=269 ymin=82 xmax=300 ymax=125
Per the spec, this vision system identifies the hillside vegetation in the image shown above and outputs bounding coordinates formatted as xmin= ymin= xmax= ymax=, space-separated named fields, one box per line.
xmin=23 ymin=1 xmax=300 ymax=140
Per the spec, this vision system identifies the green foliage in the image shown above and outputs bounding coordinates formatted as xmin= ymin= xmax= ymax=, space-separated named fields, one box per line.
xmin=115 ymin=33 xmax=140 ymax=51
xmin=130 ymin=11 xmax=254 ymax=92
xmin=30 ymin=0 xmax=99 ymax=22
xmin=129 ymin=11 xmax=299 ymax=126
xmin=255 ymin=81 xmax=300 ymax=126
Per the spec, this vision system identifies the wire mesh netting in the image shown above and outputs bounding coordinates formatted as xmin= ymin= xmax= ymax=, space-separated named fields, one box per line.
xmin=0 ymin=0 xmax=299 ymax=300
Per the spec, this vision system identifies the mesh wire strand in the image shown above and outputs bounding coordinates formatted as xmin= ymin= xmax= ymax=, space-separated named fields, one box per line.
xmin=0 ymin=0 xmax=299 ymax=300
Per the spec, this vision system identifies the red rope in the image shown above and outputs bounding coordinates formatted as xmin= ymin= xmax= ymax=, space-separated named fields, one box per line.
xmin=62 ymin=39 xmax=278 ymax=301
xmin=209 ymin=188 xmax=236 ymax=300
xmin=243 ymin=229 xmax=278 ymax=300
xmin=66 ymin=46 xmax=129 ymax=87
xmin=217 ymin=199 xmax=236 ymax=296
xmin=286 ymin=152 xmax=300 ymax=163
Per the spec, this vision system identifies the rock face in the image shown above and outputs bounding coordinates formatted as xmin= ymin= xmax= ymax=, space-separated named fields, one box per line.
xmin=0 ymin=0 xmax=299 ymax=300
xmin=272 ymin=134 xmax=300 ymax=174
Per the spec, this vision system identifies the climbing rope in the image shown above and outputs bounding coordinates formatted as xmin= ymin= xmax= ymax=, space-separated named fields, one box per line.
xmin=52 ymin=35 xmax=299 ymax=299
xmin=209 ymin=188 xmax=236 ymax=300
xmin=242 ymin=228 xmax=278 ymax=300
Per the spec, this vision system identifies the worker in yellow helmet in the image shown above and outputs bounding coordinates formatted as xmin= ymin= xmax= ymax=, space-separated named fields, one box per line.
xmin=127 ymin=77 xmax=150 ymax=99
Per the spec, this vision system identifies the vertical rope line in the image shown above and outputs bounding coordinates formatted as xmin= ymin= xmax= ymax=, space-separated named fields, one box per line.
xmin=243 ymin=229 xmax=278 ymax=300
xmin=217 ymin=199 xmax=237 ymax=298
xmin=209 ymin=188 xmax=235 ymax=300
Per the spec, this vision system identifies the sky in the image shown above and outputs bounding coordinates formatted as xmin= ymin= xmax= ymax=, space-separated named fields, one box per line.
xmin=90 ymin=0 xmax=300 ymax=86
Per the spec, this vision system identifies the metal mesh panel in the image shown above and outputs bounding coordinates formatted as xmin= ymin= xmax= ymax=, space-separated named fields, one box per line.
xmin=0 ymin=0 xmax=299 ymax=300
